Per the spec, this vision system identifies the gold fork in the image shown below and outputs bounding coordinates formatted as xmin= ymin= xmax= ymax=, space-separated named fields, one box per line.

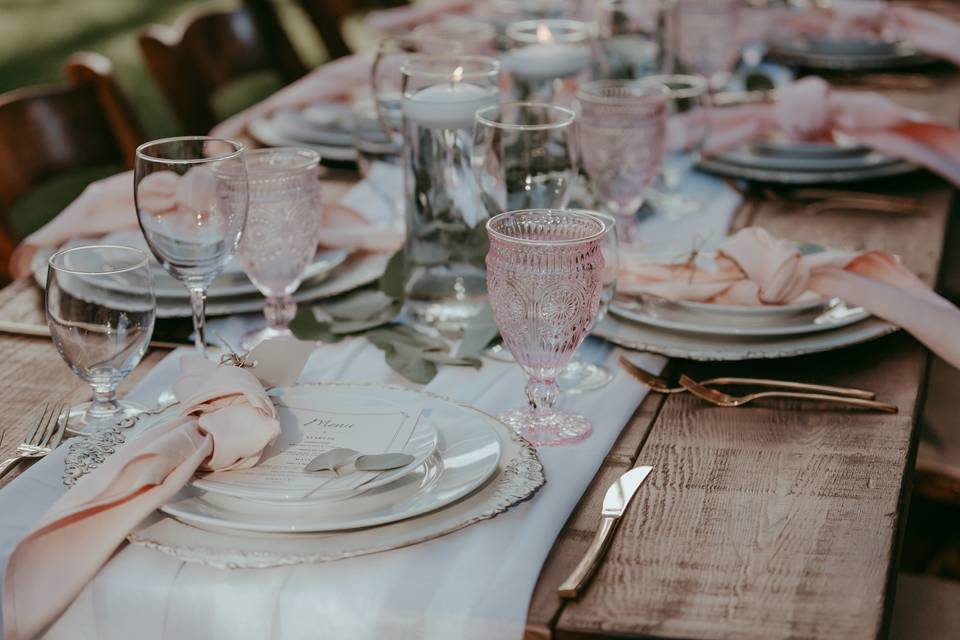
xmin=0 ymin=403 xmax=69 ymax=481
xmin=678 ymin=375 xmax=898 ymax=413
xmin=619 ymin=357 xmax=876 ymax=400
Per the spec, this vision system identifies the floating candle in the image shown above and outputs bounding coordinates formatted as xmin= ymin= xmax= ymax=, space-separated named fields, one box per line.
xmin=508 ymin=22 xmax=592 ymax=80
xmin=402 ymin=68 xmax=499 ymax=130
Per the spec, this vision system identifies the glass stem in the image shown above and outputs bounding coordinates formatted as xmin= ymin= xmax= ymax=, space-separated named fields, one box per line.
xmin=264 ymin=295 xmax=297 ymax=331
xmin=526 ymin=378 xmax=560 ymax=418
xmin=189 ymin=286 xmax=207 ymax=354
xmin=86 ymin=382 xmax=120 ymax=422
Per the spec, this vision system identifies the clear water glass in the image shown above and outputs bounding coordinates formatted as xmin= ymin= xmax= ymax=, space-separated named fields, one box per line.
xmin=558 ymin=211 xmax=620 ymax=393
xmin=676 ymin=0 xmax=741 ymax=89
xmin=46 ymin=245 xmax=155 ymax=428
xmin=473 ymin=102 xmax=578 ymax=217
xmin=645 ymin=74 xmax=710 ymax=219
xmin=575 ymin=79 xmax=668 ymax=237
xmin=486 ymin=209 xmax=606 ymax=446
xmin=596 ymin=0 xmax=677 ymax=79
xmin=505 ymin=19 xmax=593 ymax=104
xmin=134 ymin=136 xmax=248 ymax=354
xmin=236 ymin=148 xmax=323 ymax=350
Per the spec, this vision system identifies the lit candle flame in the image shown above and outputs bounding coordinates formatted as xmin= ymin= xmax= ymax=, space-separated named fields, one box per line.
xmin=451 ymin=66 xmax=464 ymax=83
xmin=536 ymin=22 xmax=553 ymax=44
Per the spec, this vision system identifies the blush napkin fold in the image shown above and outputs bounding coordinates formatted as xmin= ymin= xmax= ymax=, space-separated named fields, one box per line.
xmin=364 ymin=0 xmax=474 ymax=32
xmin=619 ymin=227 xmax=960 ymax=368
xmin=702 ymin=76 xmax=960 ymax=188
xmin=768 ymin=0 xmax=960 ymax=68
xmin=1 ymin=356 xmax=280 ymax=640
xmin=8 ymin=164 xmax=401 ymax=279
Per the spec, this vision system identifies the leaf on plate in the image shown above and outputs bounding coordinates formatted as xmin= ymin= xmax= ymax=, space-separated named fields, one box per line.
xmin=378 ymin=249 xmax=406 ymax=300
xmin=366 ymin=325 xmax=482 ymax=384
xmin=322 ymin=289 xmax=397 ymax=321
xmin=289 ymin=308 xmax=344 ymax=343
xmin=797 ymin=242 xmax=826 ymax=255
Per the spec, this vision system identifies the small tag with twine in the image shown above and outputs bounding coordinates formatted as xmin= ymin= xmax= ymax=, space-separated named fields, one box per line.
xmin=216 ymin=333 xmax=313 ymax=388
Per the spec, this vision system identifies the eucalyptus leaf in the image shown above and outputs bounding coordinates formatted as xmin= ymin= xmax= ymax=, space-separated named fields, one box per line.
xmin=455 ymin=303 xmax=500 ymax=358
xmin=797 ymin=242 xmax=826 ymax=255
xmin=379 ymin=249 xmax=406 ymax=299
xmin=290 ymin=308 xmax=345 ymax=343
xmin=323 ymin=290 xmax=397 ymax=321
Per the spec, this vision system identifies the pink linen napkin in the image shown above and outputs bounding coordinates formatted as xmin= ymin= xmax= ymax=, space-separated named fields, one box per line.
xmin=1 ymin=355 xmax=280 ymax=640
xmin=619 ymin=227 xmax=960 ymax=368
xmin=365 ymin=0 xmax=474 ymax=33
xmin=8 ymin=166 xmax=402 ymax=279
xmin=701 ymin=76 xmax=960 ymax=187
xmin=209 ymin=52 xmax=372 ymax=141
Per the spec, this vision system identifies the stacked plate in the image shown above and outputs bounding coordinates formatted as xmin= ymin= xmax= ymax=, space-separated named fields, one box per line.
xmin=248 ymin=102 xmax=362 ymax=165
xmin=700 ymin=138 xmax=915 ymax=184
xmin=154 ymin=384 xmax=504 ymax=533
xmin=28 ymin=229 xmax=396 ymax=319
xmin=769 ymin=38 xmax=933 ymax=71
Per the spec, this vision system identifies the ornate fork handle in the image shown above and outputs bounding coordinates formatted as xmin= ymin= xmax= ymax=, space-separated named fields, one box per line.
xmin=751 ymin=391 xmax=897 ymax=413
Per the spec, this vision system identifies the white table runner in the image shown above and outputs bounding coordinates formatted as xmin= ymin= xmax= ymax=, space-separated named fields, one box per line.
xmin=0 ymin=173 xmax=740 ymax=640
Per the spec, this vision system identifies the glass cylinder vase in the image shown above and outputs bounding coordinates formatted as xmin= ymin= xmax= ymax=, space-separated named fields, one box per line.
xmin=400 ymin=55 xmax=500 ymax=334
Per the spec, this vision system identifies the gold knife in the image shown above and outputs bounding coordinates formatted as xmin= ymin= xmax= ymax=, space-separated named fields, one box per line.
xmin=558 ymin=465 xmax=653 ymax=599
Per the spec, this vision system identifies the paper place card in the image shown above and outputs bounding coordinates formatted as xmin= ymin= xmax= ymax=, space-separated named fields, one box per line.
xmin=199 ymin=397 xmax=420 ymax=500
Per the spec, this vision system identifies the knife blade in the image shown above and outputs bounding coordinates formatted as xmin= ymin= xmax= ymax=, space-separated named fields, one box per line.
xmin=558 ymin=465 xmax=653 ymax=599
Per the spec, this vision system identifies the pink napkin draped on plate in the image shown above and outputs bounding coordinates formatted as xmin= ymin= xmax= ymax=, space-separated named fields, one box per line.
xmin=7 ymin=163 xmax=402 ymax=279
xmin=700 ymin=76 xmax=960 ymax=188
xmin=209 ymin=52 xmax=372 ymax=141
xmin=618 ymin=227 xmax=960 ymax=368
xmin=771 ymin=0 xmax=960 ymax=68
xmin=1 ymin=355 xmax=280 ymax=640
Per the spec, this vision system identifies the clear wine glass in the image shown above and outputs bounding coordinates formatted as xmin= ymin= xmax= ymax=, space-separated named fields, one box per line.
xmin=575 ymin=79 xmax=668 ymax=239
xmin=473 ymin=102 xmax=578 ymax=217
xmin=46 ymin=245 xmax=156 ymax=428
xmin=134 ymin=136 xmax=248 ymax=354
xmin=644 ymin=74 xmax=710 ymax=219
xmin=558 ymin=211 xmax=620 ymax=393
xmin=486 ymin=209 xmax=606 ymax=446
xmin=236 ymin=148 xmax=323 ymax=350
xmin=676 ymin=0 xmax=741 ymax=90
xmin=595 ymin=0 xmax=677 ymax=79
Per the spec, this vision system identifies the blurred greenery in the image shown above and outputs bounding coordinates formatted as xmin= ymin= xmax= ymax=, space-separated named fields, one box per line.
xmin=0 ymin=0 xmax=332 ymax=138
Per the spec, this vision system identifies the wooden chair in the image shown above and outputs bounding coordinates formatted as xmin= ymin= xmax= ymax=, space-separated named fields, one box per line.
xmin=290 ymin=0 xmax=409 ymax=60
xmin=139 ymin=2 xmax=307 ymax=133
xmin=0 ymin=52 xmax=144 ymax=283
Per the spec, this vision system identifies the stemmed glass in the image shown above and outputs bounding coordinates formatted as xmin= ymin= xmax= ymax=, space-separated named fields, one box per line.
xmin=46 ymin=245 xmax=156 ymax=427
xmin=645 ymin=74 xmax=710 ymax=219
xmin=675 ymin=0 xmax=741 ymax=90
xmin=575 ymin=80 xmax=668 ymax=239
xmin=595 ymin=0 xmax=677 ymax=79
xmin=236 ymin=148 xmax=323 ymax=350
xmin=473 ymin=102 xmax=578 ymax=217
xmin=134 ymin=136 xmax=248 ymax=354
xmin=486 ymin=209 xmax=606 ymax=446
xmin=558 ymin=211 xmax=620 ymax=393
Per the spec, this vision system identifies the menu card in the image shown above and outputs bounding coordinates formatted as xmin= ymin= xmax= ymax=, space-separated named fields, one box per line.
xmin=198 ymin=394 xmax=421 ymax=500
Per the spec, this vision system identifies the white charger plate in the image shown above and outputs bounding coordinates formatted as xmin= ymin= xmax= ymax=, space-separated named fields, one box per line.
xmin=769 ymin=38 xmax=935 ymax=70
xmin=159 ymin=383 xmax=504 ymax=533
xmin=248 ymin=115 xmax=359 ymax=162
xmin=191 ymin=386 xmax=439 ymax=502
xmin=610 ymin=298 xmax=869 ymax=336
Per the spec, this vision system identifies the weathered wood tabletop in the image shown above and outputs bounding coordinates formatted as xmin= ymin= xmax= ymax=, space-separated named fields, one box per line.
xmin=0 ymin=66 xmax=957 ymax=640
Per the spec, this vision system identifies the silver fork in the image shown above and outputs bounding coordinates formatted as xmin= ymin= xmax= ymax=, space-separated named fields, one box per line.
xmin=0 ymin=403 xmax=69 ymax=481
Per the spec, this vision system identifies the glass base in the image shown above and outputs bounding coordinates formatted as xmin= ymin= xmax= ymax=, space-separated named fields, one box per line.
xmin=68 ymin=400 xmax=149 ymax=432
xmin=240 ymin=325 xmax=294 ymax=351
xmin=649 ymin=191 xmax=704 ymax=220
xmin=498 ymin=408 xmax=592 ymax=447
xmin=557 ymin=360 xmax=613 ymax=394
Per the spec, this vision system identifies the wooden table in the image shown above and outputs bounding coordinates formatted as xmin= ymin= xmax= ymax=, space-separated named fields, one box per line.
xmin=0 ymin=76 xmax=957 ymax=640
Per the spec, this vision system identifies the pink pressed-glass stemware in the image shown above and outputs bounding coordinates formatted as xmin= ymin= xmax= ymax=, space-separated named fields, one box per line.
xmin=576 ymin=80 xmax=668 ymax=236
xmin=485 ymin=209 xmax=606 ymax=446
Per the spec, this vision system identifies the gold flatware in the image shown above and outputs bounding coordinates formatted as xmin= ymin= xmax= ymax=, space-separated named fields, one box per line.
xmin=618 ymin=357 xmax=876 ymax=400
xmin=0 ymin=403 xmax=69 ymax=480
xmin=559 ymin=465 xmax=653 ymax=599
xmin=679 ymin=375 xmax=898 ymax=413
xmin=765 ymin=189 xmax=922 ymax=216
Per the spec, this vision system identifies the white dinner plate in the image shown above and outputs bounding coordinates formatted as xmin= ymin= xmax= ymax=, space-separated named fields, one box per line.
xmin=699 ymin=154 xmax=916 ymax=185
xmin=191 ymin=386 xmax=439 ymax=502
xmin=248 ymin=115 xmax=359 ymax=163
xmin=624 ymin=294 xmax=835 ymax=329
xmin=159 ymin=383 xmax=504 ymax=533
xmin=769 ymin=38 xmax=935 ymax=70
xmin=611 ymin=297 xmax=869 ymax=336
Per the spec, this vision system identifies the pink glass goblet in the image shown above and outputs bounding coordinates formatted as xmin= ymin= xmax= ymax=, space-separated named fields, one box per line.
xmin=576 ymin=80 xmax=668 ymax=238
xmin=485 ymin=209 xmax=606 ymax=446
